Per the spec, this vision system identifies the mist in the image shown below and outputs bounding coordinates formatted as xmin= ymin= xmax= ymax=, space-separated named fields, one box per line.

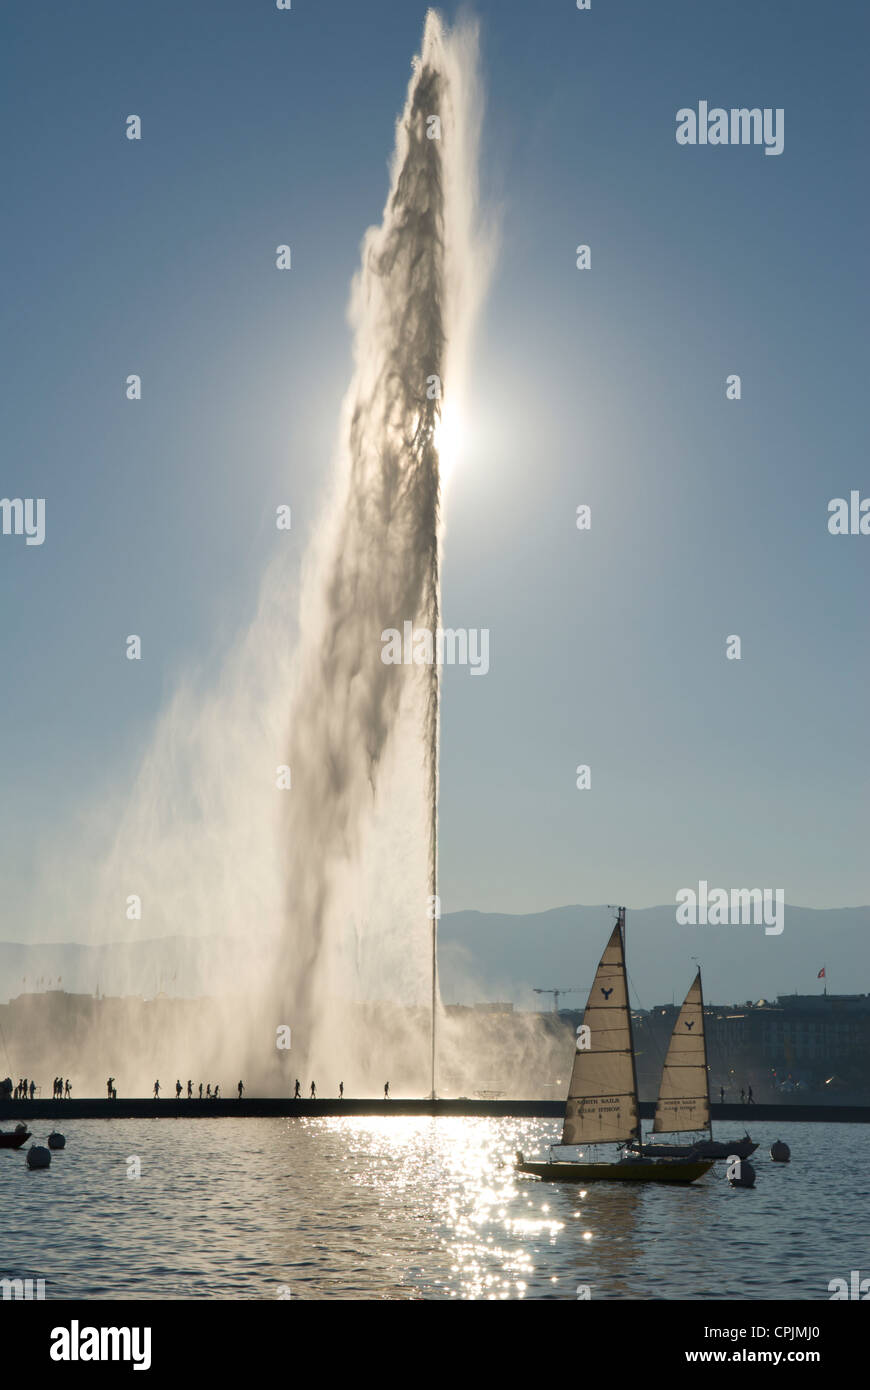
xmin=1 ymin=12 xmax=520 ymax=1099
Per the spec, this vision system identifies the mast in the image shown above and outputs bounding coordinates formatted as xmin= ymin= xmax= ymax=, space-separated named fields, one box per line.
xmin=429 ymin=797 xmax=438 ymax=1101
xmin=698 ymin=968 xmax=713 ymax=1140
xmin=621 ymin=906 xmax=644 ymax=1149
xmin=430 ymin=911 xmax=437 ymax=1102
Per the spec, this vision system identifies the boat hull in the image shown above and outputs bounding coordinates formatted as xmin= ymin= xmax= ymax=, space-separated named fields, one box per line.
xmin=0 ymin=1131 xmax=30 ymax=1150
xmin=636 ymin=1138 xmax=758 ymax=1160
xmin=516 ymin=1157 xmax=714 ymax=1184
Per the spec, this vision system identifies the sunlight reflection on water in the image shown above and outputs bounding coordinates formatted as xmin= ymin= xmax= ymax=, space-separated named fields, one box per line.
xmin=0 ymin=1116 xmax=859 ymax=1300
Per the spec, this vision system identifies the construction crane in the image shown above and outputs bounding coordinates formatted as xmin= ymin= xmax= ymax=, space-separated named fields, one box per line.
xmin=533 ymin=987 xmax=586 ymax=1014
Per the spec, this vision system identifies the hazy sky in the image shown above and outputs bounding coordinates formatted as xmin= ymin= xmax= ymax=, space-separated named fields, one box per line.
xmin=1 ymin=0 xmax=867 ymax=937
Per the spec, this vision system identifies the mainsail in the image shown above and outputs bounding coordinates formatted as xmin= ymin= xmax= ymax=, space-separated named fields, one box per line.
xmin=652 ymin=970 xmax=711 ymax=1135
xmin=561 ymin=914 xmax=639 ymax=1146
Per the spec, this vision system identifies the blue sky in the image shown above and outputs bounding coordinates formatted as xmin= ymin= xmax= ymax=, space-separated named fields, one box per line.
xmin=1 ymin=0 xmax=867 ymax=934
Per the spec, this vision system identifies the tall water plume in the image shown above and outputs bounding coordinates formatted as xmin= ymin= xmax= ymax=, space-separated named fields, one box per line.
xmin=279 ymin=11 xmax=491 ymax=1089
xmin=11 ymin=11 xmax=499 ymax=1098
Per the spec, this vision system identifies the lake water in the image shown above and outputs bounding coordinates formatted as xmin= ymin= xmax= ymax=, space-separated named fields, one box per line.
xmin=2 ymin=1116 xmax=862 ymax=1300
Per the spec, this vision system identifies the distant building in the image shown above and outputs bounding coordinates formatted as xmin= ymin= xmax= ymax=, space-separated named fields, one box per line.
xmin=632 ymin=992 xmax=870 ymax=1100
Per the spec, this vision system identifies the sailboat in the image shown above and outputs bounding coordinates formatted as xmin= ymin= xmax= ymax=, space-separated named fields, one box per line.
xmin=629 ymin=970 xmax=757 ymax=1161
xmin=515 ymin=909 xmax=714 ymax=1184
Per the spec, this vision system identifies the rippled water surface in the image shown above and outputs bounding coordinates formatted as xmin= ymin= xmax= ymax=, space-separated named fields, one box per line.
xmin=1 ymin=1117 xmax=862 ymax=1299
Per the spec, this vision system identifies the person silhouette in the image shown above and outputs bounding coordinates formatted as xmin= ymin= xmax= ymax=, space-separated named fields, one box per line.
xmin=719 ymin=1086 xmax=724 ymax=1103
xmin=187 ymin=1080 xmax=192 ymax=1099
xmin=22 ymin=1078 xmax=28 ymax=1100
xmin=29 ymin=1080 xmax=35 ymax=1100
xmin=748 ymin=1085 xmax=754 ymax=1104
xmin=339 ymin=1082 xmax=344 ymax=1100
xmin=294 ymin=1079 xmax=301 ymax=1099
xmin=310 ymin=1081 xmax=316 ymax=1099
xmin=154 ymin=1080 xmax=160 ymax=1099
xmin=214 ymin=1084 xmax=220 ymax=1099
xmin=107 ymin=1077 xmax=114 ymax=1099
xmin=198 ymin=1083 xmax=203 ymax=1100
xmin=740 ymin=1089 xmax=745 ymax=1104
xmin=206 ymin=1084 xmax=211 ymax=1099
xmin=175 ymin=1080 xmax=182 ymax=1100
xmin=64 ymin=1079 xmax=71 ymax=1099
xmin=237 ymin=1080 xmax=244 ymax=1099
xmin=384 ymin=1082 xmax=390 ymax=1100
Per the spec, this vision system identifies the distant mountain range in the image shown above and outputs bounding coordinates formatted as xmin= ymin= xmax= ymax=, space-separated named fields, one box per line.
xmin=0 ymin=935 xmax=259 ymax=1005
xmin=438 ymin=903 xmax=870 ymax=1010
xmin=1 ymin=903 xmax=867 ymax=1008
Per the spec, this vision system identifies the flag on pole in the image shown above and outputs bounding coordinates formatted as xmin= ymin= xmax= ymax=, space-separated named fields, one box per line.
xmin=817 ymin=967 xmax=826 ymax=979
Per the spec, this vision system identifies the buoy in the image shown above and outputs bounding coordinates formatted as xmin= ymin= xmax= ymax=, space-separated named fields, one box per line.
xmin=728 ymin=1157 xmax=755 ymax=1188
xmin=27 ymin=1145 xmax=51 ymax=1170
xmin=770 ymin=1140 xmax=790 ymax=1163
xmin=47 ymin=1132 xmax=66 ymax=1150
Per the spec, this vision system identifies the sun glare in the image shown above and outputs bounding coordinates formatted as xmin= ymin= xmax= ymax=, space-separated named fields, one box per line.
xmin=435 ymin=399 xmax=462 ymax=488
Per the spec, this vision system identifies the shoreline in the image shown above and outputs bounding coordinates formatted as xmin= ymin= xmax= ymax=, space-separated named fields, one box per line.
xmin=2 ymin=1098 xmax=868 ymax=1122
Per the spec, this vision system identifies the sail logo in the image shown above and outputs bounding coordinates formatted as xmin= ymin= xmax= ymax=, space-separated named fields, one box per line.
xmin=380 ymin=622 xmax=489 ymax=675
xmin=675 ymin=102 xmax=784 ymax=156
xmin=675 ymin=882 xmax=784 ymax=935
xmin=828 ymin=1271 xmax=870 ymax=1299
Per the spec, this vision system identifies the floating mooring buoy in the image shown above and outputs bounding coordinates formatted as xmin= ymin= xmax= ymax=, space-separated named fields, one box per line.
xmin=770 ymin=1140 xmax=790 ymax=1163
xmin=27 ymin=1145 xmax=51 ymax=1170
xmin=47 ymin=1132 xmax=66 ymax=1150
xmin=728 ymin=1157 xmax=756 ymax=1188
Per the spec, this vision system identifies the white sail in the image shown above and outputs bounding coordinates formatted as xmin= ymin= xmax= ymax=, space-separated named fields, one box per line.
xmin=652 ymin=970 xmax=711 ymax=1134
xmin=561 ymin=919 xmax=639 ymax=1146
